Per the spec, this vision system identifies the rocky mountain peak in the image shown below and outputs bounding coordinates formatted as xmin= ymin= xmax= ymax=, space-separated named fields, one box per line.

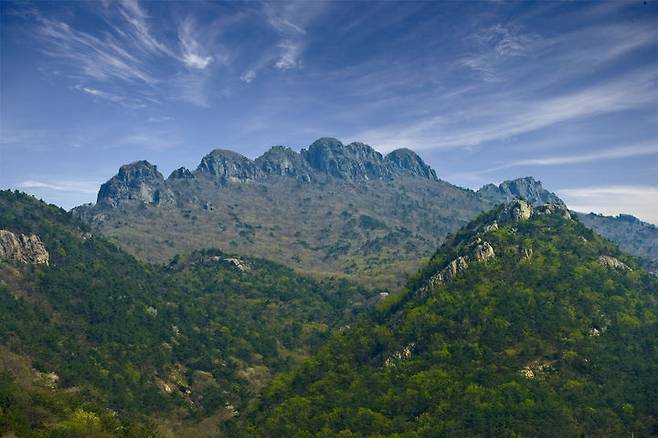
xmin=97 ymin=160 xmax=173 ymax=207
xmin=385 ymin=148 xmax=438 ymax=180
xmin=168 ymin=167 xmax=195 ymax=180
xmin=300 ymin=138 xmax=440 ymax=181
xmin=195 ymin=149 xmax=262 ymax=183
xmin=255 ymin=145 xmax=313 ymax=181
xmin=301 ymin=138 xmax=390 ymax=180
xmin=478 ymin=176 xmax=563 ymax=206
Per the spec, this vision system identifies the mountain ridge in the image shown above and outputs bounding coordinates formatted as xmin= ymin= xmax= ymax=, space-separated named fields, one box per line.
xmin=244 ymin=199 xmax=658 ymax=437
xmin=71 ymin=139 xmax=657 ymax=288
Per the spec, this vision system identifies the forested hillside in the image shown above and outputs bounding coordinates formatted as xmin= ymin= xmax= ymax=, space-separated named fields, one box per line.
xmin=0 ymin=190 xmax=373 ymax=436
xmin=246 ymin=201 xmax=658 ymax=437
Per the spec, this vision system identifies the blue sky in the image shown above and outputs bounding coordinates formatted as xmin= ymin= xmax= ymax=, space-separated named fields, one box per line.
xmin=1 ymin=0 xmax=657 ymax=223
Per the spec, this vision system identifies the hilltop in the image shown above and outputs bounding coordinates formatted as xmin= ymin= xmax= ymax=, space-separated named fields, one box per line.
xmin=246 ymin=200 xmax=658 ymax=436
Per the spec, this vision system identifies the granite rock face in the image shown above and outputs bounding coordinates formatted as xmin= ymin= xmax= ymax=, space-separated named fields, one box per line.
xmin=301 ymin=138 xmax=391 ymax=180
xmin=97 ymin=161 xmax=174 ymax=207
xmin=598 ymin=255 xmax=632 ymax=272
xmin=497 ymin=199 xmax=533 ymax=223
xmin=478 ymin=177 xmax=563 ymax=206
xmin=168 ymin=167 xmax=195 ymax=180
xmin=196 ymin=149 xmax=262 ymax=183
xmin=0 ymin=229 xmax=49 ymax=265
xmin=385 ymin=148 xmax=438 ymax=180
xmin=90 ymin=138 xmax=441 ymax=210
xmin=255 ymin=146 xmax=314 ymax=182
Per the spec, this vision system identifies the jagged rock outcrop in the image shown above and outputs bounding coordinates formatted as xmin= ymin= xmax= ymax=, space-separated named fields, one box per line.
xmin=496 ymin=200 xmax=572 ymax=224
xmin=97 ymin=160 xmax=174 ymax=207
xmin=497 ymin=199 xmax=533 ymax=223
xmin=535 ymin=203 xmax=572 ymax=219
xmin=478 ymin=177 xmax=564 ymax=206
xmin=420 ymin=239 xmax=495 ymax=294
xmin=299 ymin=138 xmax=439 ymax=181
xmin=301 ymin=138 xmax=392 ymax=180
xmin=598 ymin=255 xmax=632 ymax=272
xmin=196 ymin=149 xmax=262 ymax=183
xmin=84 ymin=137 xmax=441 ymax=214
xmin=255 ymin=145 xmax=313 ymax=181
xmin=168 ymin=167 xmax=195 ymax=180
xmin=385 ymin=148 xmax=438 ymax=180
xmin=0 ymin=229 xmax=49 ymax=265
xmin=205 ymin=255 xmax=250 ymax=272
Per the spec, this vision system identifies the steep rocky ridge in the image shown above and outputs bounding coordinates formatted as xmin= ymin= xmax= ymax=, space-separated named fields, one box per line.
xmin=73 ymin=139 xmax=657 ymax=287
xmin=478 ymin=176 xmax=563 ymax=206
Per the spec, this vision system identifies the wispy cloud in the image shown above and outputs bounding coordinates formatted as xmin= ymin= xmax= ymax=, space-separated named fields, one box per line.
xmin=558 ymin=185 xmax=658 ymax=225
xmin=275 ymin=40 xmax=303 ymax=70
xmin=355 ymin=68 xmax=658 ymax=151
xmin=480 ymin=142 xmax=658 ymax=173
xmin=179 ymin=17 xmax=214 ymax=70
xmin=18 ymin=179 xmax=100 ymax=194
xmin=35 ymin=15 xmax=157 ymax=84
xmin=74 ymin=84 xmax=147 ymax=108
xmin=459 ymin=23 xmax=541 ymax=81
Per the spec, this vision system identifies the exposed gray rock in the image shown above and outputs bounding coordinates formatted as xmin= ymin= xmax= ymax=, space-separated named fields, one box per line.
xmin=598 ymin=255 xmax=632 ymax=272
xmin=535 ymin=203 xmax=571 ymax=220
xmin=472 ymin=240 xmax=495 ymax=262
xmin=301 ymin=138 xmax=391 ymax=180
xmin=497 ymin=199 xmax=533 ymax=223
xmin=385 ymin=148 xmax=438 ymax=180
xmin=0 ymin=229 xmax=49 ymax=265
xmin=196 ymin=149 xmax=262 ymax=183
xmin=255 ymin=145 xmax=313 ymax=182
xmin=478 ymin=176 xmax=564 ymax=206
xmin=97 ymin=160 xmax=174 ymax=207
xmin=300 ymin=139 xmax=439 ymax=181
xmin=420 ymin=239 xmax=496 ymax=293
xmin=168 ymin=167 xmax=195 ymax=180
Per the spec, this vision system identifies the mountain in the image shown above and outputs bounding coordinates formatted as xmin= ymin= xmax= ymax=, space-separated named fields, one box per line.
xmin=477 ymin=176 xmax=563 ymax=206
xmin=73 ymin=138 xmax=491 ymax=289
xmin=0 ymin=190 xmax=374 ymax=436
xmin=245 ymin=200 xmax=658 ymax=437
xmin=73 ymin=139 xmax=657 ymax=289
xmin=575 ymin=212 xmax=658 ymax=271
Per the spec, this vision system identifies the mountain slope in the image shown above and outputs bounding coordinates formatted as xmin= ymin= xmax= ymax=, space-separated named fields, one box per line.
xmin=73 ymin=137 xmax=656 ymax=290
xmin=73 ymin=138 xmax=493 ymax=289
xmin=246 ymin=200 xmax=658 ymax=437
xmin=0 ymin=190 xmax=373 ymax=436
xmin=576 ymin=212 xmax=658 ymax=270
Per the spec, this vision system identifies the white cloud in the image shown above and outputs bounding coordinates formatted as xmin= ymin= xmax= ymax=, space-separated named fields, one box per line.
xmin=241 ymin=70 xmax=256 ymax=83
xmin=18 ymin=179 xmax=100 ymax=194
xmin=74 ymin=85 xmax=147 ymax=108
xmin=356 ymin=69 xmax=658 ymax=152
xmin=558 ymin=185 xmax=658 ymax=225
xmin=179 ymin=17 xmax=214 ymax=70
xmin=275 ymin=40 xmax=302 ymax=70
xmin=482 ymin=142 xmax=658 ymax=173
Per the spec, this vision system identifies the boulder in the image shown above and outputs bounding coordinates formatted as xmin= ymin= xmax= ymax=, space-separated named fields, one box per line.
xmin=0 ymin=230 xmax=49 ymax=265
xmin=598 ymin=255 xmax=632 ymax=272
xmin=498 ymin=199 xmax=533 ymax=223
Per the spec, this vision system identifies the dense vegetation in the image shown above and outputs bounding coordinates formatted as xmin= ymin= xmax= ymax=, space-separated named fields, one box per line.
xmin=0 ymin=190 xmax=373 ymax=436
xmin=246 ymin=207 xmax=658 ymax=436
xmin=75 ymin=174 xmax=494 ymax=290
